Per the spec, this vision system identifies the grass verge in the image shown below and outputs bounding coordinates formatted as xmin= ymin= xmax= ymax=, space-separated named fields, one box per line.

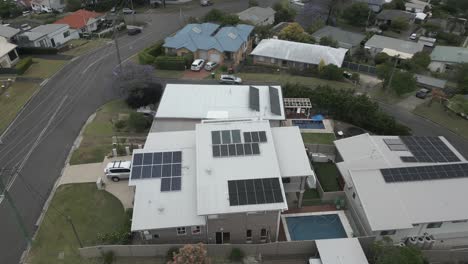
xmin=301 ymin=133 xmax=336 ymax=145
xmin=413 ymin=102 xmax=468 ymax=140
xmin=23 ymin=58 xmax=67 ymax=79
xmin=155 ymin=69 xmax=184 ymax=79
xmin=62 ymin=39 xmax=108 ymax=57
xmin=313 ymin=162 xmax=341 ymax=192
xmin=0 ymin=81 xmax=38 ymax=134
xmin=236 ymin=73 xmax=355 ymax=89
xmin=27 ymin=183 xmax=127 ymax=264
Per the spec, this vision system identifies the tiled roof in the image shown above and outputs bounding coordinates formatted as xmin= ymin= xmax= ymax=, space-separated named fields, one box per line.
xmin=54 ymin=9 xmax=103 ymax=29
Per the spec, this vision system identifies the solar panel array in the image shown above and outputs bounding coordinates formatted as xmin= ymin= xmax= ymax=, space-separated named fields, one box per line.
xmin=249 ymin=86 xmax=260 ymax=111
xmin=383 ymin=138 xmax=408 ymax=151
xmin=399 ymin=136 xmax=460 ymax=163
xmin=211 ymin=130 xmax=267 ymax=158
xmin=269 ymin=86 xmax=282 ymax=115
xmin=381 ymin=163 xmax=468 ymax=183
xmin=228 ymin=178 xmax=284 ymax=206
xmin=131 ymin=151 xmax=182 ymax=192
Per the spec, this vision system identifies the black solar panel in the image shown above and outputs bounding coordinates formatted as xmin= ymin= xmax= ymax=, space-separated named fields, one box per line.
xmin=249 ymin=86 xmax=260 ymax=111
xmin=228 ymin=178 xmax=284 ymax=206
xmin=400 ymin=136 xmax=460 ymax=163
xmin=381 ymin=163 xmax=468 ymax=183
xmin=212 ymin=130 xmax=267 ymax=158
xmin=269 ymin=86 xmax=282 ymax=115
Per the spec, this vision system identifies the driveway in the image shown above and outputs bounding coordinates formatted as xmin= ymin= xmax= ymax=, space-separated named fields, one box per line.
xmin=395 ymin=94 xmax=427 ymax=112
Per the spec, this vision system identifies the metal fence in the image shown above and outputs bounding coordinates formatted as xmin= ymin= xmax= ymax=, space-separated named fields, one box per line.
xmin=342 ymin=61 xmax=377 ymax=76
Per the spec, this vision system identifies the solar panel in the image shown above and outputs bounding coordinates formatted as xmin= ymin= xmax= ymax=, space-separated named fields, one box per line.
xmin=252 ymin=143 xmax=260 ymax=155
xmin=269 ymin=86 xmax=282 ymax=115
xmin=212 ymin=131 xmax=221 ymax=145
xmin=228 ymin=178 xmax=284 ymax=206
xmin=212 ymin=130 xmax=267 ymax=158
xmin=249 ymin=86 xmax=260 ymax=111
xmin=400 ymin=136 xmax=461 ymax=163
xmin=222 ymin=130 xmax=231 ymax=144
xmin=232 ymin=130 xmax=241 ymax=143
xmin=381 ymin=163 xmax=468 ymax=183
xmin=259 ymin=131 xmax=267 ymax=142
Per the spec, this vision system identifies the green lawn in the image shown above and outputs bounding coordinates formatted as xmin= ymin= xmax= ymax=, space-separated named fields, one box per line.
xmin=313 ymin=162 xmax=342 ymax=192
xmin=0 ymin=81 xmax=38 ymax=134
xmin=369 ymin=86 xmax=414 ymax=104
xmin=70 ymin=100 xmax=149 ymax=165
xmin=27 ymin=183 xmax=127 ymax=264
xmin=155 ymin=69 xmax=184 ymax=79
xmin=413 ymin=102 xmax=468 ymax=140
xmin=62 ymin=39 xmax=108 ymax=57
xmin=301 ymin=133 xmax=336 ymax=145
xmin=236 ymin=73 xmax=355 ymax=89
xmin=23 ymin=58 xmax=67 ymax=79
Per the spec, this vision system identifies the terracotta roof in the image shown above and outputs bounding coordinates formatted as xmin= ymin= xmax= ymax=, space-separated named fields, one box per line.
xmin=54 ymin=9 xmax=103 ymax=29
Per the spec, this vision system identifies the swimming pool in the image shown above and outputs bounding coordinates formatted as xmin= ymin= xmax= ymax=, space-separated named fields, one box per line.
xmin=292 ymin=120 xmax=325 ymax=129
xmin=282 ymin=211 xmax=352 ymax=241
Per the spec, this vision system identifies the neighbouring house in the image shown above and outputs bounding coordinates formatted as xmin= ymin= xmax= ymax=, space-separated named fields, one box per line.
xmin=418 ymin=36 xmax=436 ymax=47
xmin=427 ymin=17 xmax=467 ymax=36
xmin=375 ymin=9 xmax=416 ymax=26
xmin=335 ymin=133 xmax=468 ymax=249
xmin=405 ymin=0 xmax=430 ymax=13
xmin=311 ymin=26 xmax=366 ymax=55
xmin=355 ymin=0 xmax=388 ymax=13
xmin=54 ymin=9 xmax=104 ymax=34
xmin=17 ymin=24 xmax=79 ymax=48
xmin=295 ymin=0 xmax=335 ymax=28
xmin=237 ymin=7 xmax=275 ymax=26
xmin=428 ymin=46 xmax=468 ymax=73
xmin=163 ymin=23 xmax=254 ymax=66
xmin=0 ymin=25 xmax=20 ymax=42
xmin=414 ymin=74 xmax=447 ymax=90
xmin=250 ymin=39 xmax=348 ymax=69
xmin=0 ymin=37 xmax=19 ymax=68
xmin=308 ymin=238 xmax=370 ymax=264
xmin=129 ymin=84 xmax=315 ymax=244
xmin=365 ymin=35 xmax=424 ymax=59
xmin=31 ymin=0 xmax=65 ymax=13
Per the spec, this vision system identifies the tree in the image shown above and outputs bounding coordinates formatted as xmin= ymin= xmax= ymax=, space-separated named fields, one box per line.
xmin=455 ymin=63 xmax=468 ymax=94
xmin=128 ymin=112 xmax=152 ymax=133
xmin=319 ymin=64 xmax=343 ymax=80
xmin=410 ymin=51 xmax=431 ymax=70
xmin=203 ymin=9 xmax=225 ymax=23
xmin=169 ymin=243 xmax=209 ymax=264
xmin=274 ymin=5 xmax=296 ymax=24
xmin=248 ymin=0 xmax=258 ymax=7
xmin=390 ymin=17 xmax=409 ymax=32
xmin=342 ymin=2 xmax=371 ymax=27
xmin=278 ymin=22 xmax=313 ymax=43
xmin=254 ymin=25 xmax=273 ymax=40
xmin=375 ymin=52 xmax=391 ymax=65
xmin=383 ymin=0 xmax=406 ymax=10
xmin=319 ymin=36 xmax=338 ymax=48
xmin=221 ymin=14 xmax=240 ymax=25
xmin=372 ymin=237 xmax=425 ymax=264
xmin=391 ymin=71 xmax=417 ymax=95
xmin=125 ymin=81 xmax=164 ymax=109
xmin=0 ymin=0 xmax=22 ymax=19
xmin=65 ymin=0 xmax=82 ymax=12
xmin=306 ymin=20 xmax=325 ymax=34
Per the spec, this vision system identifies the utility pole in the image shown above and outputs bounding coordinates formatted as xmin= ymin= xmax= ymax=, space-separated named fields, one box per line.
xmin=386 ymin=55 xmax=400 ymax=91
xmin=130 ymin=0 xmax=135 ymax=24
xmin=0 ymin=168 xmax=31 ymax=246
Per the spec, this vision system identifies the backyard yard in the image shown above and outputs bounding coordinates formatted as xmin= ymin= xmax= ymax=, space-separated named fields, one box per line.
xmin=236 ymin=73 xmax=355 ymax=89
xmin=0 ymin=81 xmax=38 ymax=134
xmin=27 ymin=183 xmax=127 ymax=264
xmin=313 ymin=162 xmax=342 ymax=192
xmin=301 ymin=133 xmax=336 ymax=145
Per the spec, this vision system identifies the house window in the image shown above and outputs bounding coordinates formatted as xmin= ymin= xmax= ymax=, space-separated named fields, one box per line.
xmin=191 ymin=226 xmax=201 ymax=235
xmin=258 ymin=56 xmax=264 ymax=62
xmin=380 ymin=230 xmax=396 ymax=236
xmin=63 ymin=31 xmax=70 ymax=38
xmin=176 ymin=227 xmax=186 ymax=235
xmin=352 ymin=192 xmax=356 ymax=199
xmin=270 ymin=58 xmax=275 ymax=63
xmin=260 ymin=228 xmax=267 ymax=242
xmin=427 ymin=222 xmax=443 ymax=229
xmin=7 ymin=50 xmax=17 ymax=61
xmin=246 ymin=229 xmax=252 ymax=243
xmin=153 ymin=234 xmax=160 ymax=238
xmin=282 ymin=177 xmax=291 ymax=184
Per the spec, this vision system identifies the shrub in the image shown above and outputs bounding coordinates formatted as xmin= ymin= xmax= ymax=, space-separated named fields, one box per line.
xmin=154 ymin=56 xmax=186 ymax=70
xmin=128 ymin=112 xmax=151 ymax=133
xmin=114 ymin=119 xmax=127 ymax=131
xmin=97 ymin=230 xmax=131 ymax=245
xmin=166 ymin=247 xmax=180 ymax=261
xmin=374 ymin=52 xmax=390 ymax=65
xmin=351 ymin=72 xmax=360 ymax=82
xmin=183 ymin=53 xmax=194 ymax=68
xmin=138 ymin=41 xmax=164 ymax=65
xmin=319 ymin=64 xmax=343 ymax=81
xmin=229 ymin=248 xmax=244 ymax=262
xmin=102 ymin=251 xmax=115 ymax=264
xmin=220 ymin=65 xmax=228 ymax=72
xmin=248 ymin=0 xmax=258 ymax=7
xmin=15 ymin=57 xmax=33 ymax=75
xmin=125 ymin=81 xmax=164 ymax=108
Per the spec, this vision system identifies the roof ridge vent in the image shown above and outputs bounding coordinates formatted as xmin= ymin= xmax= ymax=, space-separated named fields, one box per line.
xmin=192 ymin=26 xmax=202 ymax=34
xmin=228 ymin=32 xmax=237 ymax=39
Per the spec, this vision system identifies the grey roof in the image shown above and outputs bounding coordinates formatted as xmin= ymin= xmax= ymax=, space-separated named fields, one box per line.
xmin=237 ymin=7 xmax=275 ymax=24
xmin=30 ymin=24 xmax=68 ymax=35
xmin=19 ymin=31 xmax=47 ymax=41
xmin=311 ymin=26 xmax=366 ymax=49
xmin=414 ymin=74 xmax=447 ymax=89
xmin=365 ymin=35 xmax=424 ymax=55
xmin=430 ymin=46 xmax=468 ymax=63
xmin=376 ymin=9 xmax=416 ymax=21
xmin=163 ymin=23 xmax=254 ymax=53
xmin=0 ymin=25 xmax=20 ymax=39
xmin=251 ymin=39 xmax=348 ymax=67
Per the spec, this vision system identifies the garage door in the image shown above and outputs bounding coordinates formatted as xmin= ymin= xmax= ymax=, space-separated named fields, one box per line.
xmin=209 ymin=53 xmax=221 ymax=63
xmin=198 ymin=50 xmax=208 ymax=60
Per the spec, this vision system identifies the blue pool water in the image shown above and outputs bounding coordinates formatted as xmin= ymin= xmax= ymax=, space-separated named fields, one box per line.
xmin=285 ymin=214 xmax=347 ymax=241
xmin=292 ymin=120 xmax=325 ymax=129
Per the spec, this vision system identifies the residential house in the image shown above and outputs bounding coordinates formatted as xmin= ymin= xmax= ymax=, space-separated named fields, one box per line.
xmin=0 ymin=37 xmax=19 ymax=68
xmin=250 ymin=39 xmax=348 ymax=69
xmin=31 ymin=0 xmax=65 ymax=12
xmin=54 ymin=9 xmax=104 ymax=34
xmin=309 ymin=238 xmax=370 ymax=264
xmin=0 ymin=25 xmax=20 ymax=42
xmin=129 ymin=84 xmax=315 ymax=244
xmin=237 ymin=7 xmax=275 ymax=26
xmin=17 ymin=24 xmax=79 ymax=48
xmin=405 ymin=0 xmax=430 ymax=13
xmin=163 ymin=23 xmax=254 ymax=66
xmin=429 ymin=46 xmax=468 ymax=73
xmin=335 ymin=133 xmax=468 ymax=249
xmin=295 ymin=0 xmax=334 ymax=28
xmin=414 ymin=74 xmax=447 ymax=90
xmin=418 ymin=36 xmax=436 ymax=47
xmin=375 ymin=9 xmax=416 ymax=27
xmin=365 ymin=35 xmax=424 ymax=59
xmin=354 ymin=0 xmax=388 ymax=12
xmin=311 ymin=26 xmax=366 ymax=55
xmin=427 ymin=17 xmax=467 ymax=36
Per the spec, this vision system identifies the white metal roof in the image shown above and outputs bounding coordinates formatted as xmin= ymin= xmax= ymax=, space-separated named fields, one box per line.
xmin=251 ymin=39 xmax=348 ymax=67
xmin=195 ymin=119 xmax=288 ymax=215
xmin=130 ymin=131 xmax=206 ymax=231
xmin=271 ymin=126 xmax=315 ymax=181
xmin=316 ymin=238 xmax=369 ymax=264
xmin=156 ymin=84 xmax=285 ymax=120
xmin=237 ymin=7 xmax=275 ymax=25
xmin=0 ymin=37 xmax=17 ymax=57
xmin=335 ymin=133 xmax=468 ymax=231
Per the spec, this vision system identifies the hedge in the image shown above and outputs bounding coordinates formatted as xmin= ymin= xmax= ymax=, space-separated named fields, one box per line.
xmin=15 ymin=57 xmax=33 ymax=75
xmin=17 ymin=47 xmax=58 ymax=55
xmin=154 ymin=56 xmax=186 ymax=70
xmin=138 ymin=40 xmax=164 ymax=65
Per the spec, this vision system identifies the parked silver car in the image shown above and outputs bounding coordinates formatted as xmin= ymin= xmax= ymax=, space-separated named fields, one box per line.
xmin=219 ymin=74 xmax=242 ymax=84
xmin=191 ymin=59 xmax=205 ymax=71
xmin=104 ymin=160 xmax=131 ymax=182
